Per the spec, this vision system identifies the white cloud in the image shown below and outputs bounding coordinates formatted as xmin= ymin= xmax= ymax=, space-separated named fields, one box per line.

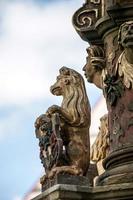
xmin=13 ymin=196 xmax=22 ymax=200
xmin=0 ymin=0 xmax=87 ymax=106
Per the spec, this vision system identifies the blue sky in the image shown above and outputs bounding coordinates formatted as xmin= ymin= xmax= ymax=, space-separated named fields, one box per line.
xmin=0 ymin=0 xmax=102 ymax=199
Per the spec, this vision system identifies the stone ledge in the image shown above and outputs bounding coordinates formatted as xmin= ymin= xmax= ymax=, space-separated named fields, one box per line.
xmin=41 ymin=174 xmax=90 ymax=191
xmin=92 ymin=183 xmax=133 ymax=199
xmin=32 ymin=183 xmax=133 ymax=200
xmin=32 ymin=184 xmax=92 ymax=200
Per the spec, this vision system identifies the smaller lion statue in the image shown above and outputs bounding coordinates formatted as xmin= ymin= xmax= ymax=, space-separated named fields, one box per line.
xmin=35 ymin=66 xmax=91 ymax=182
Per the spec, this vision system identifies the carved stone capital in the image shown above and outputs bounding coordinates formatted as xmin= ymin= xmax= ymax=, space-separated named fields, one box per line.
xmin=72 ymin=1 xmax=104 ymax=44
xmin=72 ymin=1 xmax=133 ymax=44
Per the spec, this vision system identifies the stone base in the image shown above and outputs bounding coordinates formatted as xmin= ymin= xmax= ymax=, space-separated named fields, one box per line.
xmin=92 ymin=183 xmax=133 ymax=200
xmin=33 ymin=184 xmax=92 ymax=200
xmin=41 ymin=164 xmax=98 ymax=191
xmin=96 ymin=147 xmax=133 ymax=186
xmin=42 ymin=174 xmax=90 ymax=191
xmin=32 ymin=183 xmax=133 ymax=200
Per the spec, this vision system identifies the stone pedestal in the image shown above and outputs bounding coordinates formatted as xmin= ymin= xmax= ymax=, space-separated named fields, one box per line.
xmin=41 ymin=174 xmax=90 ymax=192
xmin=32 ymin=183 xmax=133 ymax=200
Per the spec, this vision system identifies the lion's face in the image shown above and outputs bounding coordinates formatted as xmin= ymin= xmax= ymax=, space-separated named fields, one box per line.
xmin=50 ymin=74 xmax=71 ymax=96
xmin=49 ymin=66 xmax=90 ymax=126
xmin=119 ymin=21 xmax=133 ymax=48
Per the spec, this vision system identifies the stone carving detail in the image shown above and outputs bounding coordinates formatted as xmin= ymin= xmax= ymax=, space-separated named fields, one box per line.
xmin=72 ymin=0 xmax=133 ymax=188
xmin=110 ymin=114 xmax=124 ymax=150
xmin=101 ymin=20 xmax=133 ymax=180
xmin=35 ymin=113 xmax=68 ymax=181
xmin=35 ymin=114 xmax=52 ymax=174
xmin=73 ymin=9 xmax=99 ymax=30
xmin=115 ymin=21 xmax=133 ymax=89
xmin=35 ymin=67 xmax=91 ymax=184
xmin=104 ymin=21 xmax=133 ymax=150
xmin=104 ymin=74 xmax=124 ymax=106
xmin=83 ymin=45 xmax=106 ymax=89
xmin=91 ymin=114 xmax=109 ymax=175
xmin=73 ymin=1 xmax=102 ymax=31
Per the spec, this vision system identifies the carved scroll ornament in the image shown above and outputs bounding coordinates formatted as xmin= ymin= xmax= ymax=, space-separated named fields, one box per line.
xmin=72 ymin=0 xmax=103 ymax=42
xmin=73 ymin=8 xmax=99 ymax=31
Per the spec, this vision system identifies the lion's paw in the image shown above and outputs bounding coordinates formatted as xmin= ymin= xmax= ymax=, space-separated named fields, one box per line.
xmin=46 ymin=105 xmax=61 ymax=116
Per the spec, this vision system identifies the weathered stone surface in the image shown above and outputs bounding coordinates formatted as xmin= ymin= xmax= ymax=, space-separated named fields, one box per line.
xmin=97 ymin=20 xmax=133 ymax=186
xmin=32 ymin=184 xmax=92 ymax=200
xmin=74 ymin=0 xmax=133 ymax=187
xmin=35 ymin=67 xmax=91 ymax=190
xmin=73 ymin=1 xmax=133 ymax=43
xmin=32 ymin=183 xmax=133 ymax=200
xmin=91 ymin=114 xmax=109 ymax=176
xmin=92 ymin=183 xmax=133 ymax=199
xmin=42 ymin=174 xmax=90 ymax=192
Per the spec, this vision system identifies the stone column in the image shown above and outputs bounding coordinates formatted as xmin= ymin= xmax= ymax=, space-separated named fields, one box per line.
xmin=73 ymin=0 xmax=133 ymax=186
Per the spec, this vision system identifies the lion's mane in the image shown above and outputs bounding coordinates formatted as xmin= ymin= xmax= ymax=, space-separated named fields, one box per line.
xmin=60 ymin=67 xmax=91 ymax=127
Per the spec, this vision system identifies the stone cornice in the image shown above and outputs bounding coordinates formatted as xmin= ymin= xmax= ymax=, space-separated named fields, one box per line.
xmin=72 ymin=1 xmax=133 ymax=43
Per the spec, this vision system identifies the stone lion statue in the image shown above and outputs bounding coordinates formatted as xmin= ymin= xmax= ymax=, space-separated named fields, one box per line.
xmin=46 ymin=66 xmax=91 ymax=178
xmin=91 ymin=114 xmax=109 ymax=175
xmin=115 ymin=21 xmax=133 ymax=89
